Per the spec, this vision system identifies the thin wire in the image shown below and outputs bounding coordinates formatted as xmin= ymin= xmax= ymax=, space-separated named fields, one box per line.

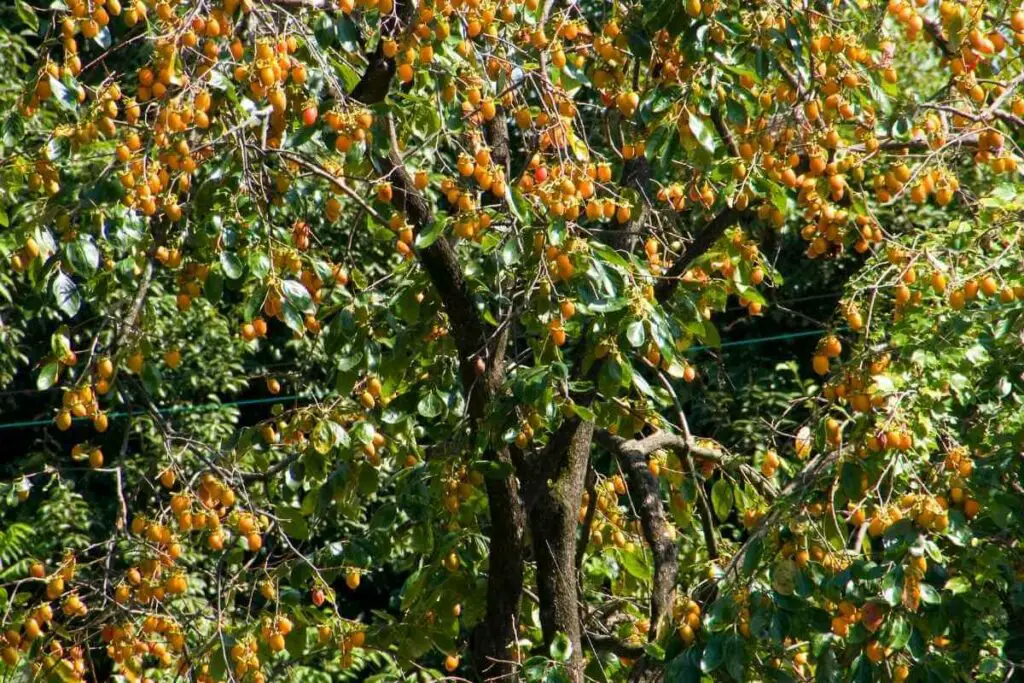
xmin=724 ymin=290 xmax=844 ymax=312
xmin=0 ymin=395 xmax=307 ymax=432
xmin=0 ymin=360 xmax=305 ymax=399
xmin=685 ymin=328 xmax=829 ymax=353
xmin=0 ymin=325 xmax=839 ymax=432
xmin=4 ymin=292 xmax=1010 ymax=430
xmin=0 ymin=293 xmax=847 ymax=400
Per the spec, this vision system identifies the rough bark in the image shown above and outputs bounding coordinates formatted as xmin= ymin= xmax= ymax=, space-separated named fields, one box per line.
xmin=484 ymin=109 xmax=511 ymax=178
xmin=607 ymin=156 xmax=651 ymax=253
xmin=348 ymin=0 xmax=406 ymax=105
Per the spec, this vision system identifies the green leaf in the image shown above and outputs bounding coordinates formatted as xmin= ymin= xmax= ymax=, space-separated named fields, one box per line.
xmin=965 ymin=344 xmax=988 ymax=366
xmin=840 ymin=462 xmax=863 ymax=500
xmin=723 ymin=635 xmax=746 ymax=680
xmin=281 ymin=302 xmax=304 ymax=334
xmin=220 ymin=252 xmax=244 ymax=279
xmin=285 ymin=624 xmax=308 ymax=658
xmin=500 ymin=238 xmax=520 ymax=266
xmin=141 ymin=362 xmax=162 ymax=394
xmin=568 ymin=402 xmax=596 ymax=422
xmin=15 ymin=0 xmax=38 ymax=31
xmin=49 ymin=76 xmax=78 ymax=113
xmin=249 ymin=251 xmax=271 ymax=278
xmin=336 ymin=16 xmax=360 ymax=52
xmin=771 ymin=559 xmax=798 ymax=596
xmin=743 ymin=537 xmax=763 ymax=576
xmin=700 ymin=635 xmax=724 ymax=672
xmin=475 ymin=459 xmax=514 ymax=481
xmin=918 ymin=582 xmax=940 ymax=605
xmin=415 ymin=215 xmax=447 ymax=249
xmin=352 ymin=421 xmax=377 ymax=445
xmin=754 ymin=49 xmax=771 ymax=79
xmin=688 ymin=115 xmax=717 ymax=154
xmin=52 ymin=273 xmax=81 ymax=317
xmin=890 ymin=116 xmax=912 ymax=140
xmin=66 ymin=236 xmax=99 ymax=276
xmin=36 ymin=361 xmax=60 ymax=391
xmin=93 ymin=26 xmax=112 ymax=49
xmin=51 ymin=329 xmax=71 ymax=361
xmin=885 ymin=615 xmax=911 ymax=651
xmin=943 ymin=576 xmax=970 ymax=595
xmin=620 ymin=548 xmax=653 ymax=582
xmin=416 ymin=391 xmax=445 ymax=419
xmin=665 ymin=649 xmax=702 ymax=683
xmin=625 ymin=320 xmax=646 ymax=348
xmin=644 ymin=642 xmax=666 ymax=661
xmin=2 ymin=115 xmax=25 ymax=148
xmin=281 ymin=279 xmax=315 ymax=313
xmin=46 ymin=136 xmax=70 ymax=161
xmin=700 ymin=320 xmax=720 ymax=348
xmin=882 ymin=565 xmax=903 ymax=606
xmin=314 ymin=13 xmax=335 ymax=47
xmin=204 ymin=271 xmax=223 ymax=302
xmin=357 ymin=464 xmax=379 ymax=496
xmin=561 ymin=59 xmax=591 ymax=87
xmin=311 ymin=420 xmax=343 ymax=454
xmin=816 ymin=647 xmax=839 ymax=683
xmin=549 ymin=632 xmax=572 ymax=663
xmin=711 ymin=479 xmax=734 ymax=519
xmin=598 ymin=357 xmax=625 ymax=397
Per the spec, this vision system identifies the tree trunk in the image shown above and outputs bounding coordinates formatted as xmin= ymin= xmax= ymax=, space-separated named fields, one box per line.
xmin=473 ymin=445 xmax=526 ymax=681
xmin=528 ymin=419 xmax=594 ymax=682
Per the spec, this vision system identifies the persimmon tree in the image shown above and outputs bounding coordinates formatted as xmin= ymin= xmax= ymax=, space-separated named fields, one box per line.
xmin=2 ymin=0 xmax=1024 ymax=680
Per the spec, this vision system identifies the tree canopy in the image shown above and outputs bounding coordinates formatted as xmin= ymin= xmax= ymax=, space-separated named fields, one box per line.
xmin=1 ymin=0 xmax=1024 ymax=681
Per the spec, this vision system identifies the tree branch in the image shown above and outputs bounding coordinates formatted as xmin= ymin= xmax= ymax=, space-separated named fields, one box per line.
xmin=709 ymin=106 xmax=739 ymax=158
xmin=613 ymin=438 xmax=678 ymax=641
xmin=331 ymin=7 xmax=524 ymax=677
xmin=656 ymin=372 xmax=718 ymax=561
xmin=654 ymin=206 xmax=751 ymax=304
xmin=585 ymin=633 xmax=645 ymax=659
xmin=262 ymin=0 xmax=336 ymax=8
xmin=921 ymin=16 xmax=955 ymax=57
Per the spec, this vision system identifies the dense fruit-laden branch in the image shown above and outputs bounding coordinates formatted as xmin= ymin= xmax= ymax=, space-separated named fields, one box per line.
xmin=263 ymin=0 xmax=338 ymax=9
xmin=695 ymin=448 xmax=844 ymax=605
